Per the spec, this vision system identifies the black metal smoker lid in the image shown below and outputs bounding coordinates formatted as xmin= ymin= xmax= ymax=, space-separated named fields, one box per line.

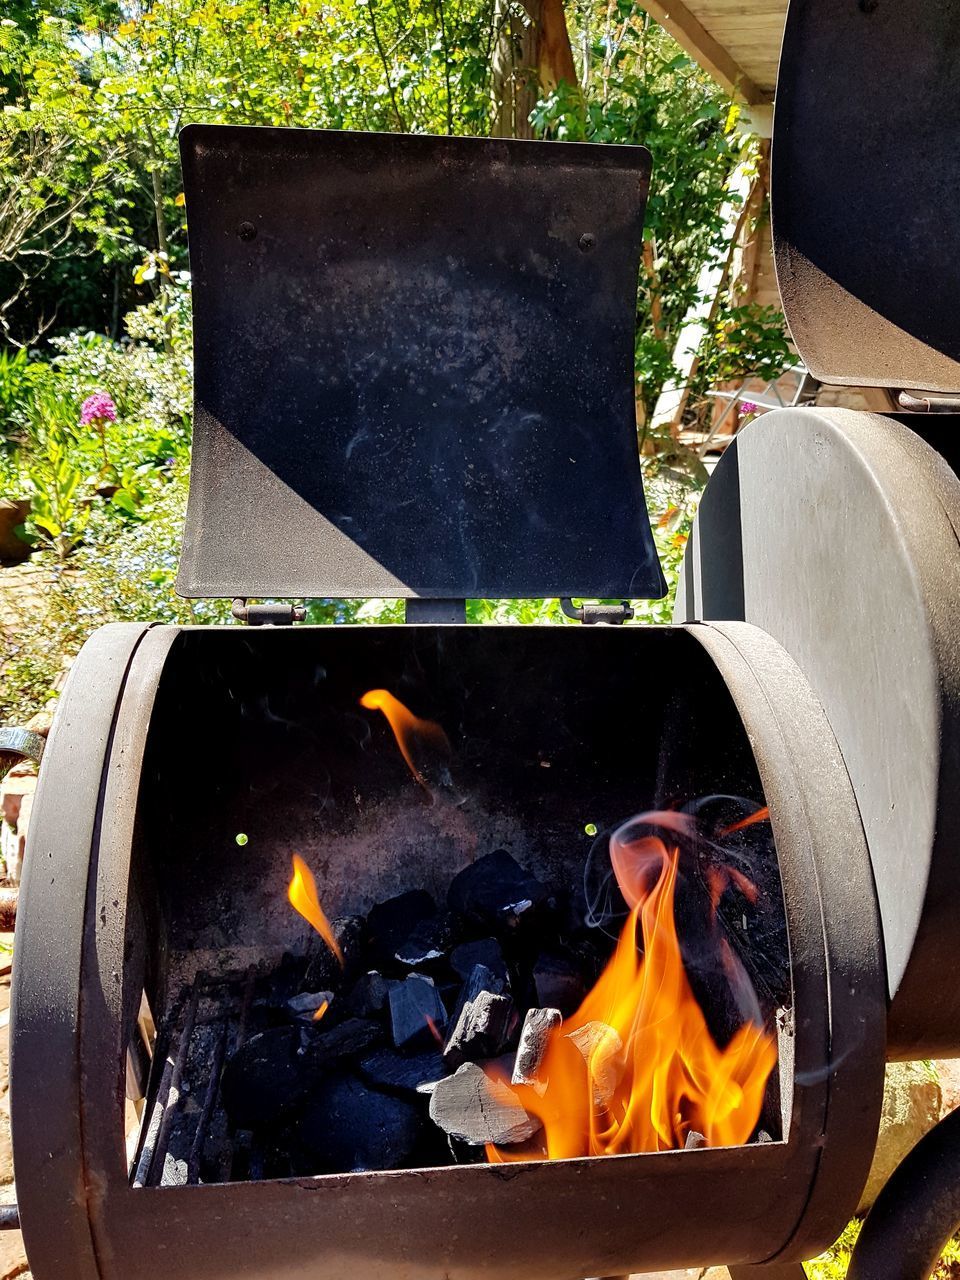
xmin=177 ymin=125 xmax=664 ymax=601
xmin=773 ymin=0 xmax=960 ymax=395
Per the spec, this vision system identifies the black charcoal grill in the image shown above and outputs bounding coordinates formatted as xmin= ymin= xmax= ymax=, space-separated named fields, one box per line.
xmin=5 ymin=2 xmax=960 ymax=1276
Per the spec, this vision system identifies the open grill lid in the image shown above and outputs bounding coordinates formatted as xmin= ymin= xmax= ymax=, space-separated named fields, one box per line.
xmin=177 ymin=125 xmax=664 ymax=602
xmin=773 ymin=0 xmax=960 ymax=395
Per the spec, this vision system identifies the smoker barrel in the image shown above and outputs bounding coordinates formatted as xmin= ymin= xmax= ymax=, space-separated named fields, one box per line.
xmin=11 ymin=621 xmax=884 ymax=1280
xmin=676 ymin=408 xmax=960 ymax=1058
xmin=773 ymin=0 xmax=960 ymax=393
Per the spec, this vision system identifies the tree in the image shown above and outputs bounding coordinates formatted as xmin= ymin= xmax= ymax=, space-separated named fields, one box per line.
xmin=0 ymin=0 xmax=776 ymax=422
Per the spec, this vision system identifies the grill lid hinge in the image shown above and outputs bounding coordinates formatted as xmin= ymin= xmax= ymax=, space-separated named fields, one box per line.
xmin=560 ymin=599 xmax=635 ymax=625
xmin=231 ymin=599 xmax=305 ymax=626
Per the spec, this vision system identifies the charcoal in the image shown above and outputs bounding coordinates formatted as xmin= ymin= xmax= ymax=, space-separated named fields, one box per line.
xmin=446 ymin=962 xmax=505 ymax=1027
xmin=533 ymin=951 xmax=587 ymax=1016
xmin=304 ymin=1016 xmax=384 ymax=1066
xmin=685 ymin=1130 xmax=707 ymax=1150
xmin=344 ymin=970 xmax=390 ymax=1019
xmin=512 ymin=1007 xmax=562 ymax=1094
xmin=429 ymin=1062 xmax=541 ymax=1146
xmin=565 ymin=1020 xmax=624 ymax=1108
xmin=443 ymin=964 xmax=516 ymax=1068
xmin=359 ymin=1047 xmax=447 ymax=1097
xmin=388 ymin=973 xmax=447 ymax=1053
xmin=756 ymin=1129 xmax=774 ymax=1144
xmin=293 ymin=1072 xmax=423 ymax=1174
xmin=394 ymin=912 xmax=454 ymax=970
xmin=450 ymin=937 xmax=509 ymax=984
xmin=447 ymin=851 xmax=551 ymax=929
xmin=221 ymin=1027 xmax=317 ymax=1131
xmin=286 ymin=990 xmax=334 ymax=1022
xmin=304 ymin=914 xmax=366 ymax=989
xmin=368 ymin=890 xmax=437 ymax=963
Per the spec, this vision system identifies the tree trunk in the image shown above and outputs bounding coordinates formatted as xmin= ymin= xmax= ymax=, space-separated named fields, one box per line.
xmin=531 ymin=0 xmax=576 ymax=93
xmin=491 ymin=0 xmax=577 ymax=138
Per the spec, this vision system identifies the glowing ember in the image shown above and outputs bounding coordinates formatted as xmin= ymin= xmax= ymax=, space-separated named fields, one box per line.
xmin=312 ymin=999 xmax=330 ymax=1023
xmin=359 ymin=688 xmax=451 ymax=797
xmin=487 ymin=812 xmax=777 ymax=1163
xmin=425 ymin=1014 xmax=444 ymax=1046
xmin=288 ymin=854 xmax=344 ymax=966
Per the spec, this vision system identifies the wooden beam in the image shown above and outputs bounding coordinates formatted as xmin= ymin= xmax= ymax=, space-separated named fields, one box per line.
xmin=641 ymin=0 xmax=771 ymax=105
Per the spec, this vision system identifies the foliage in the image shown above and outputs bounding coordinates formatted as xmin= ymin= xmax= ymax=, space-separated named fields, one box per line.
xmin=698 ymin=300 xmax=793 ymax=387
xmin=24 ymin=418 xmax=91 ymax=559
xmin=0 ymin=472 xmax=226 ymax=724
xmin=529 ymin=16 xmax=760 ymax=418
xmin=804 ymin=1219 xmax=960 ymax=1280
xmin=0 ymin=347 xmax=44 ymax=446
xmin=0 ymin=0 xmax=498 ymax=342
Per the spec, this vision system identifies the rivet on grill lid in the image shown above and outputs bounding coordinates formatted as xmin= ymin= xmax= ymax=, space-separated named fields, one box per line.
xmin=237 ymin=221 xmax=257 ymax=241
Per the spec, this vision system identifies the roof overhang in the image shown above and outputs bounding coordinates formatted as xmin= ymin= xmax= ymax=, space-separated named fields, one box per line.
xmin=643 ymin=1 xmax=788 ymax=104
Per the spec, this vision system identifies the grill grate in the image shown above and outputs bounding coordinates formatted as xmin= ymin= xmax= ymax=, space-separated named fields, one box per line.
xmin=133 ymin=967 xmax=257 ymax=1187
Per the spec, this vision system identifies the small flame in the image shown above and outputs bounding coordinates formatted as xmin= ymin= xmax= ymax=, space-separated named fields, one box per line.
xmin=359 ymin=689 xmax=451 ymax=798
xmin=720 ymin=805 xmax=770 ymax=836
xmin=425 ymin=1014 xmax=444 ymax=1046
xmin=312 ymin=999 xmax=330 ymax=1023
xmin=288 ymin=854 xmax=344 ymax=966
xmin=487 ymin=812 xmax=777 ymax=1163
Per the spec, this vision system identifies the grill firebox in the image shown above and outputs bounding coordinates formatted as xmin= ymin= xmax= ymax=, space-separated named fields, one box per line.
xmin=9 ymin=2 xmax=960 ymax=1270
xmin=12 ymin=622 xmax=885 ymax=1279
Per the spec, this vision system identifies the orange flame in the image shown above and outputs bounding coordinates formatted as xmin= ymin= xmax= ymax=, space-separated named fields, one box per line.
xmin=720 ymin=805 xmax=770 ymax=836
xmin=487 ymin=820 xmax=776 ymax=1163
xmin=425 ymin=1014 xmax=444 ymax=1046
xmin=359 ymin=689 xmax=451 ymax=797
xmin=312 ymin=999 xmax=330 ymax=1023
xmin=288 ymin=854 xmax=344 ymax=966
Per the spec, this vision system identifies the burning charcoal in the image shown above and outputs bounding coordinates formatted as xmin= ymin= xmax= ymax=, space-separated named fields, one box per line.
xmin=359 ymin=1047 xmax=447 ymax=1097
xmin=388 ymin=973 xmax=447 ymax=1053
xmin=368 ymin=889 xmax=436 ymax=964
xmin=306 ymin=1016 xmax=384 ymax=1065
xmin=565 ymin=1021 xmax=624 ymax=1109
xmin=293 ymin=1072 xmax=423 ymax=1174
xmin=394 ymin=912 xmax=454 ymax=970
xmin=429 ymin=1062 xmax=541 ymax=1146
xmin=533 ymin=951 xmax=587 ymax=1016
xmin=221 ymin=1027 xmax=316 ymax=1131
xmin=447 ymin=851 xmax=551 ymax=930
xmin=512 ymin=1007 xmax=562 ymax=1094
xmin=345 ymin=970 xmax=390 ymax=1019
xmin=443 ymin=964 xmax=516 ymax=1068
xmin=450 ymin=937 xmax=509 ymax=984
xmin=286 ymin=991 xmax=334 ymax=1023
xmin=684 ymin=1130 xmax=707 ymax=1150
xmin=304 ymin=914 xmax=366 ymax=990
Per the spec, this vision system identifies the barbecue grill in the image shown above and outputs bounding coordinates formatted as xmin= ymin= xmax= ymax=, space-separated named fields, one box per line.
xmin=4 ymin=1 xmax=960 ymax=1277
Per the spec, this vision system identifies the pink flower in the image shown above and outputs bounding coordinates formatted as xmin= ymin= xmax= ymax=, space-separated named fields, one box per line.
xmin=80 ymin=392 xmax=117 ymax=426
xmin=738 ymin=399 xmax=760 ymax=417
